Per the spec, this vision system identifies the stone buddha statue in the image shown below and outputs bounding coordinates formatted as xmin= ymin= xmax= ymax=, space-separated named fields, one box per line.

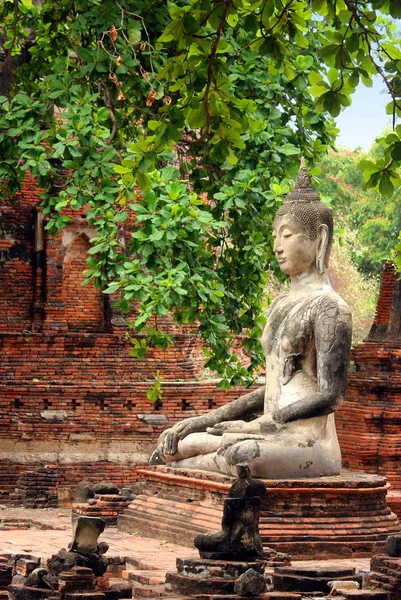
xmin=156 ymin=159 xmax=352 ymax=479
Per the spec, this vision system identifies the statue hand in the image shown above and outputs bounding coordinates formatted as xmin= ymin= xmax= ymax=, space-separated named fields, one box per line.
xmin=206 ymin=421 xmax=246 ymax=435
xmin=157 ymin=415 xmax=209 ymax=458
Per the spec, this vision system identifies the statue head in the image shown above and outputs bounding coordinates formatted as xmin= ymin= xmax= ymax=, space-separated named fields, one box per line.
xmin=273 ymin=158 xmax=333 ymax=275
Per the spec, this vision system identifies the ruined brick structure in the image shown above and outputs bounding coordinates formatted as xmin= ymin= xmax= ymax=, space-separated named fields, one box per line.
xmin=0 ymin=174 xmax=248 ymax=503
xmin=336 ymin=261 xmax=401 ymax=491
xmin=2 ymin=175 xmax=401 ymax=512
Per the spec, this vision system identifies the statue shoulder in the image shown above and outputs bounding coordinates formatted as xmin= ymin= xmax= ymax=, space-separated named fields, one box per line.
xmin=267 ymin=291 xmax=289 ymax=311
xmin=311 ymin=289 xmax=352 ymax=345
xmin=314 ymin=288 xmax=352 ymax=322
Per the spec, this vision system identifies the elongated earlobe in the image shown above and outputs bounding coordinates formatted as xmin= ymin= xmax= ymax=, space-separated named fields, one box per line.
xmin=316 ymin=224 xmax=329 ymax=274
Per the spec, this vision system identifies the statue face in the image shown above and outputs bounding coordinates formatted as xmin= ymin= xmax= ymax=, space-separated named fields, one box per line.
xmin=272 ymin=214 xmax=318 ymax=276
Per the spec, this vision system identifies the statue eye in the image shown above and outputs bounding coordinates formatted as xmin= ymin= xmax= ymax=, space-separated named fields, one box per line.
xmin=283 ymin=231 xmax=293 ymax=238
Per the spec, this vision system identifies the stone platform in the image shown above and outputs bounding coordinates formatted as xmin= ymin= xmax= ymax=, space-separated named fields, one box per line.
xmin=117 ymin=466 xmax=400 ymax=559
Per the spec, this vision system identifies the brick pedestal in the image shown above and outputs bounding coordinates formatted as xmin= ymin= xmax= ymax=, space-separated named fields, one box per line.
xmin=118 ymin=466 xmax=400 ymax=559
xmin=166 ymin=557 xmax=266 ymax=596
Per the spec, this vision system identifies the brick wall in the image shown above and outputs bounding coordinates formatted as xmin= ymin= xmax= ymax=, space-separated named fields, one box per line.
xmin=0 ymin=173 xmax=38 ymax=331
xmin=0 ymin=176 xmax=255 ymax=501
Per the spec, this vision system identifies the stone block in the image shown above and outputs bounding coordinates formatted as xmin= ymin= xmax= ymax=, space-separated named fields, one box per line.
xmin=176 ymin=558 xmax=265 ymax=579
xmin=234 ymin=568 xmax=267 ymax=596
xmin=64 ymin=594 xmax=106 ymax=600
xmin=16 ymin=559 xmax=41 ymax=576
xmin=273 ymin=565 xmax=356 ymax=594
xmin=340 ymin=592 xmax=388 ymax=600
xmin=8 ymin=585 xmax=55 ymax=600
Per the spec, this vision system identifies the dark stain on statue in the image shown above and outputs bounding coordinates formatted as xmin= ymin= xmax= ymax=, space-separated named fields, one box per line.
xmin=225 ymin=440 xmax=260 ymax=467
xmin=282 ymin=353 xmax=304 ymax=384
xmin=260 ymin=422 xmax=278 ymax=434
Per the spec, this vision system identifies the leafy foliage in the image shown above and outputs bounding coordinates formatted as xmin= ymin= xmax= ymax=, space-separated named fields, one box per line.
xmin=319 ymin=147 xmax=401 ymax=274
xmin=1 ymin=0 xmax=401 ymax=384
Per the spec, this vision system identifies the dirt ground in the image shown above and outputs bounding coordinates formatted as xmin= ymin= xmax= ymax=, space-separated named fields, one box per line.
xmin=0 ymin=506 xmax=371 ymax=577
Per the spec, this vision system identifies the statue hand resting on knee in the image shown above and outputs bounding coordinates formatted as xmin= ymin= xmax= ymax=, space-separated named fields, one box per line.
xmin=155 ymin=159 xmax=352 ymax=479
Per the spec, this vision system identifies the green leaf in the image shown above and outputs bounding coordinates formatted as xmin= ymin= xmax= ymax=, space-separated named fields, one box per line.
xmin=137 ymin=172 xmax=152 ymax=191
xmin=378 ymin=172 xmax=394 ymax=198
xmin=147 ymin=120 xmax=161 ymax=131
xmin=227 ymin=12 xmax=238 ymax=27
xmin=88 ymin=242 xmax=106 ymax=254
xmin=358 ymin=159 xmax=377 ymax=173
xmin=391 ymin=142 xmax=401 ymax=160
xmin=149 ymin=230 xmax=164 ymax=242
xmin=187 ymin=107 xmax=206 ymax=128
xmin=96 ymin=107 xmax=110 ymax=122
xmin=114 ymin=165 xmax=132 ymax=174
xmin=138 ymin=156 xmax=155 ymax=172
xmin=128 ymin=23 xmax=142 ymax=45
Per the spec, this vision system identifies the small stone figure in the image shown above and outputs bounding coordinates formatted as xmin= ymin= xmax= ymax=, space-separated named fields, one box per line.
xmin=71 ymin=516 xmax=105 ymax=554
xmin=194 ymin=464 xmax=266 ymax=561
xmin=50 ymin=517 xmax=108 ymax=577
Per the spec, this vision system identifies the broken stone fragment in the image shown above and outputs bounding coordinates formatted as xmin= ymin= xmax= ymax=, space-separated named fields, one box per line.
xmin=49 ymin=550 xmax=107 ymax=579
xmin=71 ymin=517 xmax=105 ymax=554
xmin=97 ymin=543 xmax=109 ymax=556
xmin=385 ymin=534 xmax=401 ymax=556
xmin=148 ymin=448 xmax=166 ymax=465
xmin=234 ymin=568 xmax=267 ymax=596
xmin=228 ymin=464 xmax=267 ymax=499
xmin=7 ymin=585 xmax=55 ymax=600
xmin=119 ymin=488 xmax=135 ymax=500
xmin=328 ymin=580 xmax=360 ymax=594
xmin=74 ymin=482 xmax=95 ymax=503
xmin=11 ymin=575 xmax=26 ymax=586
xmin=25 ymin=569 xmax=54 ymax=589
xmin=92 ymin=483 xmax=120 ymax=495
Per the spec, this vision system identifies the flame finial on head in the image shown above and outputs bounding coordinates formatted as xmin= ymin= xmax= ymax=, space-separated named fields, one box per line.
xmin=295 ymin=157 xmax=312 ymax=189
xmin=283 ymin=157 xmax=320 ymax=204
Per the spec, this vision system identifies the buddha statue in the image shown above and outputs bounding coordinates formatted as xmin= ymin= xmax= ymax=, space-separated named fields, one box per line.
xmin=155 ymin=159 xmax=352 ymax=479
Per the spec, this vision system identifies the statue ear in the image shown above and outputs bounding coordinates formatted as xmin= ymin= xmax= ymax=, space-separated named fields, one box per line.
xmin=316 ymin=224 xmax=329 ymax=274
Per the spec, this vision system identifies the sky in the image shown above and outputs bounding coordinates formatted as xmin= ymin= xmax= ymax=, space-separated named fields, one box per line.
xmin=335 ymin=76 xmax=394 ymax=151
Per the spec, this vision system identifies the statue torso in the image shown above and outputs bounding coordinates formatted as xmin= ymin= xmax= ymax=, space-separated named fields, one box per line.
xmin=261 ymin=286 xmax=350 ymax=416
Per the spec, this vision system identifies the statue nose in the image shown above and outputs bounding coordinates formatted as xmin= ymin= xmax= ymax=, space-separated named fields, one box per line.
xmin=273 ymin=239 xmax=283 ymax=254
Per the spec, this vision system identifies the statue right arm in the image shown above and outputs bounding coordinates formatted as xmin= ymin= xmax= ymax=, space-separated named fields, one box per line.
xmin=158 ymin=385 xmax=265 ymax=457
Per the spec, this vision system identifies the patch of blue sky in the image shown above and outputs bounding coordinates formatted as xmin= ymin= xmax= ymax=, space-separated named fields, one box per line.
xmin=335 ymin=76 xmax=395 ymax=151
